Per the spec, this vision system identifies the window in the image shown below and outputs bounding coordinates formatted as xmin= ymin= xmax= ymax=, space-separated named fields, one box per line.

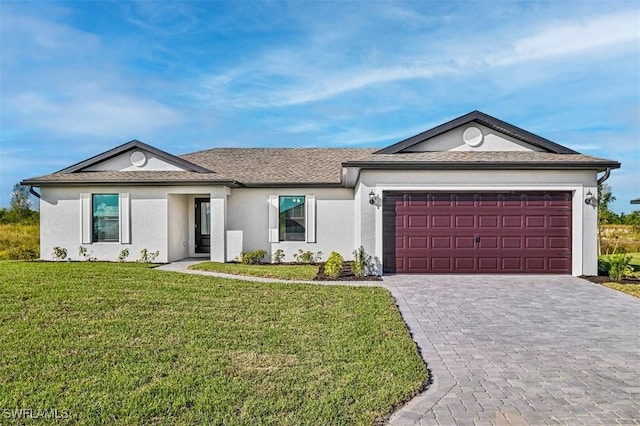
xmin=92 ymin=194 xmax=119 ymax=242
xmin=279 ymin=196 xmax=305 ymax=241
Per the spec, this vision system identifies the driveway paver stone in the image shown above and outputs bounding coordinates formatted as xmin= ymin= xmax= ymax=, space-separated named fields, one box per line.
xmin=385 ymin=275 xmax=640 ymax=426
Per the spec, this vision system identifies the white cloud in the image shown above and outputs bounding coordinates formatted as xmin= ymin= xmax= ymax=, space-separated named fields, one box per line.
xmin=9 ymin=93 xmax=183 ymax=138
xmin=489 ymin=10 xmax=640 ymax=66
xmin=197 ymin=9 xmax=639 ymax=108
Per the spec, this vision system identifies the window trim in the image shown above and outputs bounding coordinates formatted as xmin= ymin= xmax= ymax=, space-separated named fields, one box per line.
xmin=278 ymin=195 xmax=306 ymax=242
xmin=92 ymin=193 xmax=120 ymax=243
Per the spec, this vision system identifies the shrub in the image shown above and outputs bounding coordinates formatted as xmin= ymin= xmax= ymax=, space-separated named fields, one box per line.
xmin=293 ymin=249 xmax=323 ymax=264
xmin=117 ymin=248 xmax=129 ymax=262
xmin=138 ymin=249 xmax=159 ymax=263
xmin=8 ymin=246 xmax=38 ymax=260
xmin=352 ymin=246 xmax=372 ymax=277
xmin=272 ymin=249 xmax=285 ymax=264
xmin=52 ymin=246 xmax=68 ymax=261
xmin=238 ymin=249 xmax=267 ymax=264
xmin=78 ymin=246 xmax=96 ymax=261
xmin=598 ymin=258 xmax=611 ymax=276
xmin=609 ymin=254 xmax=633 ymax=282
xmin=324 ymin=251 xmax=344 ymax=278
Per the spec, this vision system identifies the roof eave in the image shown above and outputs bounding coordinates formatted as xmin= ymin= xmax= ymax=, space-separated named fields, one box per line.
xmin=20 ymin=179 xmax=240 ymax=187
xmin=343 ymin=161 xmax=621 ymax=172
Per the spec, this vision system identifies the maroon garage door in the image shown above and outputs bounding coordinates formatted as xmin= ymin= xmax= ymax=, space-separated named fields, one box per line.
xmin=383 ymin=192 xmax=572 ymax=274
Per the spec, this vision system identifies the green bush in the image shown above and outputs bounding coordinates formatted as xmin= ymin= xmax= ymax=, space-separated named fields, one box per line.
xmin=7 ymin=246 xmax=38 ymax=260
xmin=598 ymin=258 xmax=611 ymax=276
xmin=117 ymin=248 xmax=129 ymax=262
xmin=352 ymin=246 xmax=372 ymax=277
xmin=52 ymin=246 xmax=68 ymax=261
xmin=272 ymin=249 xmax=285 ymax=264
xmin=238 ymin=249 xmax=267 ymax=264
xmin=138 ymin=249 xmax=159 ymax=263
xmin=609 ymin=254 xmax=633 ymax=282
xmin=324 ymin=251 xmax=344 ymax=278
xmin=293 ymin=249 xmax=323 ymax=264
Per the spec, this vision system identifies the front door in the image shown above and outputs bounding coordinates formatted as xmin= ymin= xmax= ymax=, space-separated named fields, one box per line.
xmin=195 ymin=198 xmax=211 ymax=254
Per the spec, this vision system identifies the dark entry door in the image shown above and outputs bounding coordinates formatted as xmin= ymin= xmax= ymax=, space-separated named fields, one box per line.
xmin=195 ymin=198 xmax=211 ymax=254
xmin=383 ymin=192 xmax=572 ymax=274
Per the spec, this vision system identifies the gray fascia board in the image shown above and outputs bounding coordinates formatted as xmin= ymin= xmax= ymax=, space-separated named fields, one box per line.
xmin=240 ymin=182 xmax=345 ymax=188
xmin=57 ymin=140 xmax=213 ymax=174
xmin=343 ymin=160 xmax=621 ymax=171
xmin=20 ymin=179 xmax=240 ymax=187
xmin=375 ymin=111 xmax=580 ymax=155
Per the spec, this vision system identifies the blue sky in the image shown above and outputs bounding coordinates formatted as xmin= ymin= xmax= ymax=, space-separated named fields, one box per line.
xmin=1 ymin=0 xmax=638 ymax=213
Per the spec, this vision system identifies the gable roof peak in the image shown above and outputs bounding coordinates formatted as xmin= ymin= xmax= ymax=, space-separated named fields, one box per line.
xmin=375 ymin=110 xmax=579 ymax=155
xmin=56 ymin=139 xmax=212 ymax=174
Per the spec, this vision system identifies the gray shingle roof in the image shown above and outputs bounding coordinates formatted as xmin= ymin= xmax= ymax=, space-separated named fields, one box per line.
xmin=22 ymin=148 xmax=620 ymax=186
xmin=343 ymin=151 xmax=620 ymax=171
xmin=180 ymin=148 xmax=376 ymax=185
xmin=22 ymin=171 xmax=236 ymax=185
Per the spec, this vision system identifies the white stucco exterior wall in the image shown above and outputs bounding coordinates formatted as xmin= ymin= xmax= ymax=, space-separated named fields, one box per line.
xmin=356 ymin=169 xmax=599 ymax=276
xmin=40 ymin=186 xmax=169 ymax=262
xmin=226 ymin=187 xmax=355 ymax=262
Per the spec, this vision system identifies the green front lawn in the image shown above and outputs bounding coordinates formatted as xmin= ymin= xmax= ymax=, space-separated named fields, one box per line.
xmin=599 ymin=252 xmax=640 ymax=269
xmin=0 ymin=262 xmax=426 ymax=425
xmin=604 ymin=283 xmax=640 ymax=298
xmin=190 ymin=261 xmax=319 ymax=281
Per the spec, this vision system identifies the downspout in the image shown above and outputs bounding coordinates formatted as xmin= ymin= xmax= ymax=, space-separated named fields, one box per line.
xmin=597 ymin=168 xmax=612 ymax=185
xmin=29 ymin=186 xmax=41 ymax=199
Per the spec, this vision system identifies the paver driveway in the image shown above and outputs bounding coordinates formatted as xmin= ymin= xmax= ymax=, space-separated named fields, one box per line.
xmin=385 ymin=275 xmax=640 ymax=426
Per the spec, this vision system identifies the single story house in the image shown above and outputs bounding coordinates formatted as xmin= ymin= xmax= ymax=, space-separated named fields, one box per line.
xmin=22 ymin=111 xmax=620 ymax=275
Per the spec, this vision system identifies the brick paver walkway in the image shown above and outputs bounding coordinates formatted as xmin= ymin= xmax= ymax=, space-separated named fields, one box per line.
xmin=385 ymin=275 xmax=640 ymax=426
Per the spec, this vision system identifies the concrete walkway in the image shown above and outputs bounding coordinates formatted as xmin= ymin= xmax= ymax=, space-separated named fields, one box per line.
xmin=156 ymin=260 xmax=640 ymax=425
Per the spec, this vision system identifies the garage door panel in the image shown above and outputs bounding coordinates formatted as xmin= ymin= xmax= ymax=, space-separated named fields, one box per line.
xmin=502 ymin=258 xmax=523 ymax=271
xmin=502 ymin=216 xmax=523 ymax=227
xmin=549 ymin=216 xmax=570 ymax=228
xmin=478 ymin=258 xmax=499 ymax=271
xmin=526 ymin=216 xmax=546 ymax=227
xmin=455 ymin=258 xmax=476 ymax=270
xmin=431 ymin=258 xmax=451 ymax=270
xmin=525 ymin=237 xmax=546 ymax=249
xmin=431 ymin=216 xmax=451 ymax=228
xmin=455 ymin=236 xmax=475 ymax=249
xmin=408 ymin=257 xmax=428 ymax=270
xmin=479 ymin=236 xmax=498 ymax=249
xmin=502 ymin=236 xmax=522 ymax=249
xmin=549 ymin=237 xmax=570 ymax=249
xmin=456 ymin=215 xmax=475 ymax=227
xmin=525 ymin=258 xmax=546 ymax=270
xmin=431 ymin=236 xmax=451 ymax=249
xmin=383 ymin=191 xmax=572 ymax=274
xmin=408 ymin=215 xmax=427 ymax=228
xmin=408 ymin=236 xmax=427 ymax=248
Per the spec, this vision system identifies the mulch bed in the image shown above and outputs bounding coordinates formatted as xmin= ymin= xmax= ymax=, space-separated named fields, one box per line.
xmin=314 ymin=264 xmax=382 ymax=281
xmin=580 ymin=275 xmax=640 ymax=285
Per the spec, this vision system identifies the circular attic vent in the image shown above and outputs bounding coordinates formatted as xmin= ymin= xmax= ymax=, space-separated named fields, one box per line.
xmin=130 ymin=150 xmax=147 ymax=167
xmin=462 ymin=126 xmax=483 ymax=147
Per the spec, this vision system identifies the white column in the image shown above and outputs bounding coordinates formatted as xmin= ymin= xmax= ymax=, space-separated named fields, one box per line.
xmin=210 ymin=189 xmax=228 ymax=262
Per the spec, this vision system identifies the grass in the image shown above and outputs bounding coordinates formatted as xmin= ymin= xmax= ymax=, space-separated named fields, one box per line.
xmin=0 ymin=223 xmax=39 ymax=260
xmin=190 ymin=261 xmax=319 ymax=281
xmin=0 ymin=261 xmax=426 ymax=425
xmin=603 ymin=283 xmax=640 ymax=298
xmin=599 ymin=252 xmax=640 ymax=268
